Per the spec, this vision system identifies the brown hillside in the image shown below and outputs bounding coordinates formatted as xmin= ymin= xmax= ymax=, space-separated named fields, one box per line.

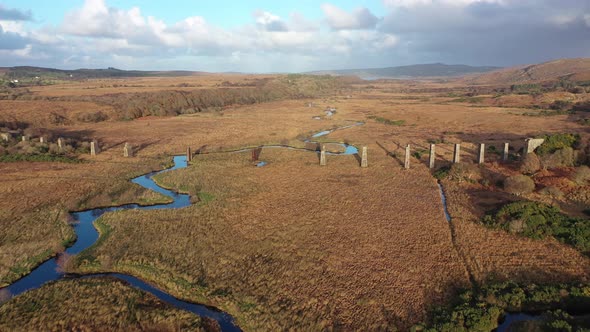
xmin=468 ymin=58 xmax=590 ymax=85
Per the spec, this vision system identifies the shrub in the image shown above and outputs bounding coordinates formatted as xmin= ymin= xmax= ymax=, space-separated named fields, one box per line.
xmin=433 ymin=166 xmax=450 ymax=180
xmin=536 ymin=134 xmax=580 ymax=156
xmin=571 ymin=166 xmax=590 ymax=185
xmin=572 ymin=101 xmax=590 ymax=112
xmin=448 ymin=163 xmax=482 ymax=183
xmin=76 ymin=111 xmax=108 ymax=123
xmin=482 ymin=201 xmax=590 ymax=254
xmin=549 ymin=100 xmax=572 ymax=111
xmin=504 ymin=175 xmax=535 ymax=196
xmin=539 ymin=186 xmax=565 ymax=200
xmin=541 ymin=147 xmax=575 ymax=169
xmin=520 ymin=153 xmax=541 ymax=175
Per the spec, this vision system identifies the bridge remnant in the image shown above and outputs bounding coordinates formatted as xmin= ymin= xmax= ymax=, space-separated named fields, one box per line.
xmin=525 ymin=138 xmax=544 ymax=154
xmin=320 ymin=145 xmax=326 ymax=166
xmin=453 ymin=144 xmax=461 ymax=163
xmin=404 ymin=145 xmax=411 ymax=169
xmin=124 ymin=143 xmax=132 ymax=157
xmin=429 ymin=144 xmax=436 ymax=169
xmin=478 ymin=143 xmax=485 ymax=164
xmin=361 ymin=146 xmax=368 ymax=168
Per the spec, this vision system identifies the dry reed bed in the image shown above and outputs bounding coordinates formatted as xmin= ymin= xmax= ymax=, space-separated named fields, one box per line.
xmin=0 ymin=155 xmax=171 ymax=286
xmin=0 ymin=277 xmax=205 ymax=331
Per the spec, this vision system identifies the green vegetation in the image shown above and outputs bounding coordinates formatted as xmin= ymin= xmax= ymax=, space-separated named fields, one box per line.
xmin=482 ymin=201 xmax=590 ymax=255
xmin=0 ymin=153 xmax=81 ymax=163
xmin=536 ymin=133 xmax=580 ymax=156
xmin=367 ymin=115 xmax=405 ymax=126
xmin=416 ymin=282 xmax=590 ymax=331
xmin=450 ymin=96 xmax=485 ymax=104
xmin=511 ymin=83 xmax=542 ymax=95
xmin=504 ymin=175 xmax=535 ymax=195
xmin=433 ymin=166 xmax=451 ymax=180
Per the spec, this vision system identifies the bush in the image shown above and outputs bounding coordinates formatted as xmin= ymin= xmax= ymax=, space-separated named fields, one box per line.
xmin=541 ymin=147 xmax=575 ymax=169
xmin=448 ymin=163 xmax=482 ymax=183
xmin=539 ymin=186 xmax=564 ymax=200
xmin=571 ymin=166 xmax=590 ymax=185
xmin=520 ymin=153 xmax=541 ymax=175
xmin=504 ymin=175 xmax=535 ymax=196
xmin=417 ymin=282 xmax=590 ymax=332
xmin=76 ymin=111 xmax=108 ymax=123
xmin=537 ymin=134 xmax=580 ymax=156
xmin=572 ymin=101 xmax=590 ymax=112
xmin=549 ymin=100 xmax=572 ymax=111
xmin=482 ymin=201 xmax=590 ymax=254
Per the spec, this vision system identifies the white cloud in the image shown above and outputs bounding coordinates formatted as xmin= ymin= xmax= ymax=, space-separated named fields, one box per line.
xmin=383 ymin=0 xmax=505 ymax=8
xmin=321 ymin=4 xmax=379 ymax=30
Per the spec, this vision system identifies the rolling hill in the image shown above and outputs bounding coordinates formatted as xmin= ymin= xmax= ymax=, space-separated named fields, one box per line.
xmin=307 ymin=63 xmax=501 ymax=79
xmin=0 ymin=66 xmax=206 ymax=80
xmin=468 ymin=58 xmax=590 ymax=85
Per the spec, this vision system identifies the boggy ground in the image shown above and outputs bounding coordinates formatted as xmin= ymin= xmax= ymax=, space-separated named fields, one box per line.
xmin=1 ymin=76 xmax=590 ymax=330
xmin=0 ymin=277 xmax=208 ymax=331
xmin=74 ymin=147 xmax=469 ymax=330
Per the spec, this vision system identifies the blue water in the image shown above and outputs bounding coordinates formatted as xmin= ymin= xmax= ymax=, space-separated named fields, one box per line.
xmin=437 ymin=182 xmax=452 ymax=222
xmin=497 ymin=313 xmax=542 ymax=331
xmin=2 ymin=156 xmax=240 ymax=332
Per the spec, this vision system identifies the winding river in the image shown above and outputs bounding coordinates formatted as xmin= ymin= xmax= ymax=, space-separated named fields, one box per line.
xmin=2 ymin=121 xmax=547 ymax=331
xmin=1 ymin=123 xmax=363 ymax=331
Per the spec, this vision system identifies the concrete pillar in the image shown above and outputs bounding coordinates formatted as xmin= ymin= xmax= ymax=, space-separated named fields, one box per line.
xmin=40 ymin=137 xmax=45 ymax=144
xmin=57 ymin=138 xmax=64 ymax=150
xmin=453 ymin=143 xmax=461 ymax=163
xmin=525 ymin=138 xmax=544 ymax=154
xmin=478 ymin=143 xmax=485 ymax=164
xmin=429 ymin=144 xmax=436 ymax=169
xmin=503 ymin=143 xmax=509 ymax=162
xmin=90 ymin=140 xmax=99 ymax=156
xmin=187 ymin=147 xmax=192 ymax=162
xmin=124 ymin=143 xmax=132 ymax=157
xmin=404 ymin=144 xmax=411 ymax=169
xmin=21 ymin=135 xmax=28 ymax=142
xmin=361 ymin=146 xmax=368 ymax=168
xmin=320 ymin=145 xmax=326 ymax=166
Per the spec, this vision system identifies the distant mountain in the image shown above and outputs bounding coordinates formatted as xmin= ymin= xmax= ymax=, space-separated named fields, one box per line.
xmin=0 ymin=66 xmax=207 ymax=80
xmin=307 ymin=63 xmax=501 ymax=79
xmin=467 ymin=58 xmax=590 ymax=85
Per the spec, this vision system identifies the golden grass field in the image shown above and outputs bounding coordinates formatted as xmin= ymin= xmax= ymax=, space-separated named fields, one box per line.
xmin=0 ymin=277 xmax=207 ymax=331
xmin=1 ymin=73 xmax=590 ymax=330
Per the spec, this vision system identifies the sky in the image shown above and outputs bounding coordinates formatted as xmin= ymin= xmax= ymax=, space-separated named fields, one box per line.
xmin=0 ymin=0 xmax=589 ymax=72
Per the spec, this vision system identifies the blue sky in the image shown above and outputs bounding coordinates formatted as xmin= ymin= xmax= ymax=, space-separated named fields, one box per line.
xmin=5 ymin=0 xmax=387 ymax=28
xmin=0 ymin=0 xmax=589 ymax=72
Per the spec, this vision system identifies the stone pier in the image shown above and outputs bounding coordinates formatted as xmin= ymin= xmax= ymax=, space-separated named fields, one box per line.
xmin=404 ymin=144 xmax=411 ymax=169
xmin=90 ymin=140 xmax=100 ymax=156
xmin=57 ymin=138 xmax=64 ymax=150
xmin=453 ymin=143 xmax=461 ymax=163
xmin=22 ymin=135 xmax=29 ymax=142
xmin=40 ymin=137 xmax=45 ymax=144
xmin=429 ymin=144 xmax=436 ymax=169
xmin=525 ymin=138 xmax=544 ymax=154
xmin=320 ymin=145 xmax=326 ymax=166
xmin=187 ymin=147 xmax=192 ymax=162
xmin=478 ymin=143 xmax=485 ymax=164
xmin=1 ymin=133 xmax=11 ymax=142
xmin=361 ymin=146 xmax=368 ymax=168
xmin=124 ymin=143 xmax=132 ymax=157
xmin=503 ymin=143 xmax=509 ymax=162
